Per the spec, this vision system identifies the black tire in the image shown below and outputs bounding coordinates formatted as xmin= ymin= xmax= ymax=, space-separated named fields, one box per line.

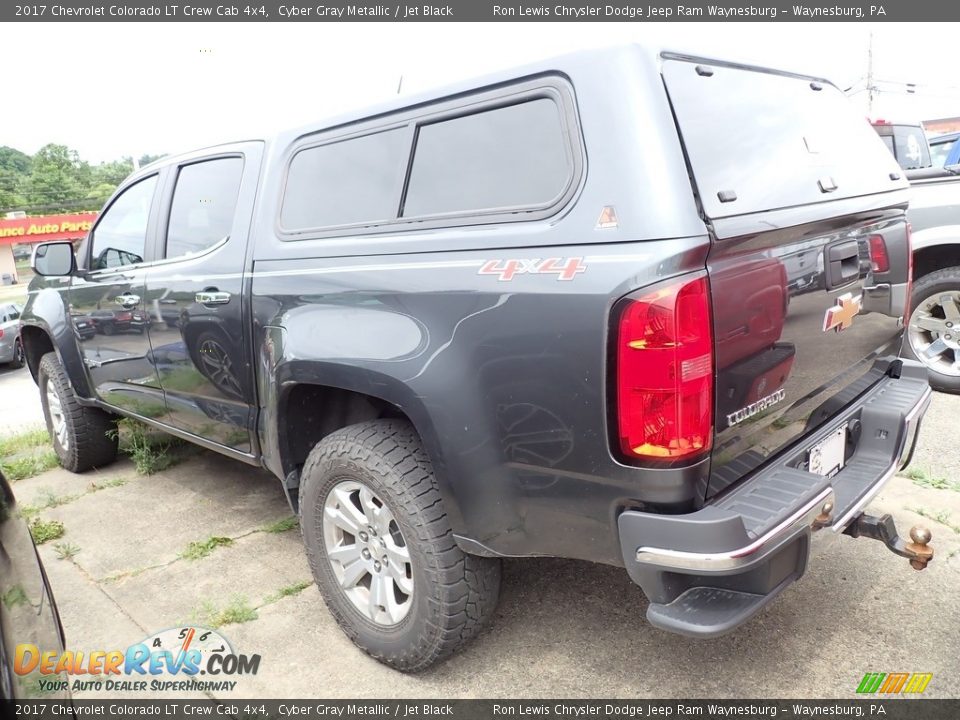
xmin=101 ymin=323 xmax=114 ymax=336
xmin=299 ymin=419 xmax=501 ymax=672
xmin=38 ymin=352 xmax=119 ymax=472
xmin=903 ymin=267 xmax=960 ymax=394
xmin=9 ymin=339 xmax=24 ymax=369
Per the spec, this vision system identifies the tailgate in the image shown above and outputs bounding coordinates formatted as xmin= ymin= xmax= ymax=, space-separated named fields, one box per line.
xmin=661 ymin=55 xmax=912 ymax=499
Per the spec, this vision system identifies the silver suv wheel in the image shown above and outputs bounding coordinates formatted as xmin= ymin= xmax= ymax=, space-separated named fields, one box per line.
xmin=322 ymin=479 xmax=414 ymax=625
xmin=45 ymin=381 xmax=69 ymax=451
xmin=908 ymin=290 xmax=960 ymax=377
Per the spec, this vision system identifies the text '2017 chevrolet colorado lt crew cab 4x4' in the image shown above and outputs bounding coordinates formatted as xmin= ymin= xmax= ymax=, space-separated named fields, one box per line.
xmin=21 ymin=46 xmax=933 ymax=670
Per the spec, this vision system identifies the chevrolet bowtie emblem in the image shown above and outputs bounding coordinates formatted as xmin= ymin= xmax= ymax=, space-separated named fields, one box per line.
xmin=823 ymin=293 xmax=862 ymax=332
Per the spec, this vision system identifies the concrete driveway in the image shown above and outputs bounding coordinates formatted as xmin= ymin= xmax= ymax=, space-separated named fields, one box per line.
xmin=3 ymin=365 xmax=959 ymax=699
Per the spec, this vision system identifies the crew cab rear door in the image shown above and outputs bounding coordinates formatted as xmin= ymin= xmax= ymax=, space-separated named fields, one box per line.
xmin=662 ymin=56 xmax=912 ymax=499
xmin=143 ymin=142 xmax=263 ymax=456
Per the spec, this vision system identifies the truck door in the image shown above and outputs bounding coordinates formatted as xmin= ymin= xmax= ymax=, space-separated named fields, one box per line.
xmin=69 ymin=173 xmax=164 ymax=414
xmin=143 ymin=143 xmax=262 ymax=455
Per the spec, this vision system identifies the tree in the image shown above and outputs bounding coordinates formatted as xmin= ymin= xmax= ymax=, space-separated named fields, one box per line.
xmin=24 ymin=144 xmax=91 ymax=213
xmin=0 ymin=146 xmax=31 ymax=213
xmin=138 ymin=153 xmax=166 ymax=168
xmin=92 ymin=158 xmax=134 ymax=187
xmin=0 ymin=144 xmax=163 ymax=215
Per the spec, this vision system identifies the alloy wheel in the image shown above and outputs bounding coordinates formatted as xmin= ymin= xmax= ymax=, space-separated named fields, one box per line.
xmin=322 ymin=479 xmax=414 ymax=626
xmin=45 ymin=380 xmax=69 ymax=451
xmin=908 ymin=290 xmax=960 ymax=377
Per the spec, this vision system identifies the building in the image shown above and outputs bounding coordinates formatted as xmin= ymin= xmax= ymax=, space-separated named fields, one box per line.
xmin=923 ymin=116 xmax=960 ymax=135
xmin=0 ymin=213 xmax=97 ymax=284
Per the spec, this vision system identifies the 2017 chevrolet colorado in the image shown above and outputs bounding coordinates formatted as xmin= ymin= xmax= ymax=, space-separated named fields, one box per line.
xmin=21 ymin=46 xmax=932 ymax=670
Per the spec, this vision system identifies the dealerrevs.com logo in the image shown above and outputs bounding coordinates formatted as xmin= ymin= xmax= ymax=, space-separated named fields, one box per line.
xmin=15 ymin=626 xmax=260 ymax=694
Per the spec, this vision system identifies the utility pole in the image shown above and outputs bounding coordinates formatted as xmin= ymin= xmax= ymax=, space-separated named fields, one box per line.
xmin=866 ymin=31 xmax=875 ymax=115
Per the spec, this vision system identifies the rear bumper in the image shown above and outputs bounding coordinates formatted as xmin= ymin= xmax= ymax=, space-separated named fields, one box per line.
xmin=618 ymin=359 xmax=931 ymax=638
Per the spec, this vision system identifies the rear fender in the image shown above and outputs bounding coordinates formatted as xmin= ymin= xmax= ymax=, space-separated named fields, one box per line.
xmin=259 ymin=332 xmax=463 ymax=532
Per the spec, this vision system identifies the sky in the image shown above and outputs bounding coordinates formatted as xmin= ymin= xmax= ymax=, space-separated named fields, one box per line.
xmin=5 ymin=22 xmax=959 ymax=162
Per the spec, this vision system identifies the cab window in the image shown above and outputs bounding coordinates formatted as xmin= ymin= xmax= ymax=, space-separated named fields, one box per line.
xmin=89 ymin=176 xmax=157 ymax=271
xmin=165 ymin=158 xmax=244 ymax=259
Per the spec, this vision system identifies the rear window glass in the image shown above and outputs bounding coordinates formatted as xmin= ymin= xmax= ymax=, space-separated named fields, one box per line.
xmin=929 ymin=136 xmax=957 ymax=167
xmin=890 ymin=125 xmax=931 ymax=170
xmin=663 ymin=60 xmax=903 ymax=219
xmin=281 ymin=128 xmax=408 ymax=231
xmin=402 ymin=99 xmax=571 ymax=217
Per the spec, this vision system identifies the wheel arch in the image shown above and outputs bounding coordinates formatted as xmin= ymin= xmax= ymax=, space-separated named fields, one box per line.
xmin=912 ymin=231 xmax=960 ymax=281
xmin=19 ymin=287 xmax=93 ymax=398
xmin=266 ymin=360 xmax=463 ymax=532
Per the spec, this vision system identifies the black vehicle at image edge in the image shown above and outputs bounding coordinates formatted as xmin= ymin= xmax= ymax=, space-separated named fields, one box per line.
xmin=21 ymin=46 xmax=933 ymax=671
xmin=0 ymin=470 xmax=68 ymax=702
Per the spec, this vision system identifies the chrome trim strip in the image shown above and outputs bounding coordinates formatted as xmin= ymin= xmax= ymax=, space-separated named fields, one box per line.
xmin=635 ymin=487 xmax=834 ymax=571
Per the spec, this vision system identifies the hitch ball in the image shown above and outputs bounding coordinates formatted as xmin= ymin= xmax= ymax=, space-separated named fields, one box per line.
xmin=907 ymin=526 xmax=933 ymax=571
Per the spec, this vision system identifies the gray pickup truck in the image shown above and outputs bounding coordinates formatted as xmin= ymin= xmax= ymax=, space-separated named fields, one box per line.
xmin=903 ymin=166 xmax=960 ymax=392
xmin=21 ymin=46 xmax=933 ymax=670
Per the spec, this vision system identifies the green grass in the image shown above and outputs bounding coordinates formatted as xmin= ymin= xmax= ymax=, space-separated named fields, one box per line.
xmin=261 ymin=516 xmax=298 ymax=534
xmin=88 ymin=476 xmax=129 ymax=492
xmin=180 ymin=535 xmax=234 ymax=560
xmin=158 ymin=368 xmax=207 ymax=394
xmin=193 ymin=595 xmax=258 ymax=628
xmin=264 ymin=580 xmax=312 ymax=605
xmin=18 ymin=488 xmax=80 ymax=520
xmin=117 ymin=419 xmax=179 ymax=475
xmin=1 ymin=586 xmax=27 ymax=608
xmin=0 ymin=449 xmax=59 ymax=482
xmin=53 ymin=541 xmax=80 ymax=560
xmin=0 ymin=284 xmax=27 ymax=306
xmin=910 ymin=507 xmax=960 ymax=535
xmin=18 ymin=479 xmax=127 ymax=520
xmin=29 ymin=517 xmax=65 ymax=545
xmin=0 ymin=427 xmax=50 ymax=456
xmin=903 ymin=466 xmax=960 ymax=492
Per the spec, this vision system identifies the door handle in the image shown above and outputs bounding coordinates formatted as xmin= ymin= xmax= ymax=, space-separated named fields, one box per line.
xmin=196 ymin=291 xmax=231 ymax=305
xmin=825 ymin=241 xmax=860 ymax=289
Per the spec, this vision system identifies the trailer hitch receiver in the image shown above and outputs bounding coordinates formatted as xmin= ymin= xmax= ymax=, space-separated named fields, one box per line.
xmin=842 ymin=513 xmax=933 ymax=570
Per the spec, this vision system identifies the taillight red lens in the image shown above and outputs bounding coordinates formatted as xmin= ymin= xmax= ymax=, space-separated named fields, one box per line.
xmin=868 ymin=234 xmax=890 ymax=273
xmin=616 ymin=274 xmax=713 ymax=460
xmin=0 ymin=328 xmax=4 ymax=339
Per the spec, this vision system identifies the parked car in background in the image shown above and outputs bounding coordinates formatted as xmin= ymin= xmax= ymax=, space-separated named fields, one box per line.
xmin=929 ymin=131 xmax=960 ymax=167
xmin=0 ymin=470 xmax=69 ymax=700
xmin=873 ymin=119 xmax=932 ymax=170
xmin=22 ymin=46 xmax=931 ymax=670
xmin=89 ymin=308 xmax=150 ymax=335
xmin=903 ymin=164 xmax=960 ymax=392
xmin=71 ymin=313 xmax=96 ymax=340
xmin=0 ymin=303 xmax=24 ymax=368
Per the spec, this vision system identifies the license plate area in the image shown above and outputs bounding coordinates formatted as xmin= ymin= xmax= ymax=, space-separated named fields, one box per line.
xmin=808 ymin=424 xmax=848 ymax=478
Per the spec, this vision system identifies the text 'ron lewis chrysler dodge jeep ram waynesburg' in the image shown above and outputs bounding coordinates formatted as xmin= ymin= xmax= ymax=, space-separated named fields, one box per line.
xmin=21 ymin=46 xmax=934 ymax=671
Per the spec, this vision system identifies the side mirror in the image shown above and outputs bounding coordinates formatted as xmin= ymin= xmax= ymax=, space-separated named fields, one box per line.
xmin=32 ymin=241 xmax=76 ymax=277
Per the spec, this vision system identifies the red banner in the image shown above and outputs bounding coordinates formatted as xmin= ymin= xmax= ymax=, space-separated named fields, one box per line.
xmin=0 ymin=212 xmax=98 ymax=246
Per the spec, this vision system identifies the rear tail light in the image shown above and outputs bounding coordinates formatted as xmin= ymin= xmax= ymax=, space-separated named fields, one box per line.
xmin=868 ymin=234 xmax=890 ymax=273
xmin=615 ymin=273 xmax=714 ymax=460
xmin=0 ymin=328 xmax=4 ymax=339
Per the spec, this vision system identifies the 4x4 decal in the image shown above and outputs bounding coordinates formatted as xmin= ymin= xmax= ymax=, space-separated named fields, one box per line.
xmin=478 ymin=257 xmax=587 ymax=281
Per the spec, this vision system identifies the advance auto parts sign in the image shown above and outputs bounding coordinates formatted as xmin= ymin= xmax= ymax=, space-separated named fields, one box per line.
xmin=0 ymin=213 xmax=97 ymax=243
